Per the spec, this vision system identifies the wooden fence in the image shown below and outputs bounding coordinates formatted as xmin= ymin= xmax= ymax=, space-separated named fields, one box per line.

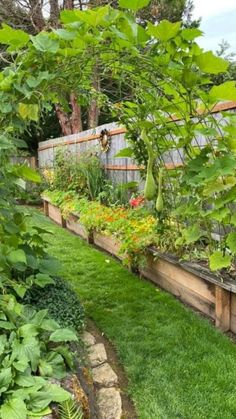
xmin=38 ymin=101 xmax=236 ymax=184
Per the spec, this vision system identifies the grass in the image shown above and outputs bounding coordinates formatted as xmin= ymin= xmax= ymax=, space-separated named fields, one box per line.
xmin=29 ymin=207 xmax=236 ymax=419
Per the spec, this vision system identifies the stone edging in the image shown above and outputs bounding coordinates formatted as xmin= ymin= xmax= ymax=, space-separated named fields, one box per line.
xmin=82 ymin=331 xmax=122 ymax=419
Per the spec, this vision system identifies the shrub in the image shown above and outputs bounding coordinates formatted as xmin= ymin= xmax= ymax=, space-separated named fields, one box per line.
xmin=24 ymin=277 xmax=85 ymax=332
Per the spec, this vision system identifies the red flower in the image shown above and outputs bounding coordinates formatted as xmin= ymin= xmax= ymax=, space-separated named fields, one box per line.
xmin=129 ymin=196 xmax=145 ymax=208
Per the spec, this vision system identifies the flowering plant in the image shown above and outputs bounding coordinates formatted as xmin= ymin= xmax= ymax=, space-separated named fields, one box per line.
xmin=43 ymin=190 xmax=158 ymax=268
xmin=129 ymin=195 xmax=145 ymax=208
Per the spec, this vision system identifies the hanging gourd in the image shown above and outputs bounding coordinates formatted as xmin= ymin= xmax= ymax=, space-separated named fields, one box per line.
xmin=156 ymin=168 xmax=164 ymax=212
xmin=142 ymin=130 xmax=156 ymax=201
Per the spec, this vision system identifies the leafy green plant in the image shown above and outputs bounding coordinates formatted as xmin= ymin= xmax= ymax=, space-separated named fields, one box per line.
xmin=58 ymin=398 xmax=83 ymax=419
xmin=0 ymin=295 xmax=78 ymax=418
xmin=24 ymin=277 xmax=85 ymax=332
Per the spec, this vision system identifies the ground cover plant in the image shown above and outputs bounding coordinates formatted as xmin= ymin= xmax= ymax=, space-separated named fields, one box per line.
xmin=43 ymin=189 xmax=157 ymax=267
xmin=28 ymin=207 xmax=236 ymax=419
xmin=25 ymin=277 xmax=85 ymax=331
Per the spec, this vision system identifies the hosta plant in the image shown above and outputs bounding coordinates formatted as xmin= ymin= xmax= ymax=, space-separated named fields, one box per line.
xmin=0 ymin=294 xmax=78 ymax=418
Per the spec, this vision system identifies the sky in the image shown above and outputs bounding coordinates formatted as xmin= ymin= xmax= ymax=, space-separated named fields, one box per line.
xmin=192 ymin=0 xmax=236 ymax=54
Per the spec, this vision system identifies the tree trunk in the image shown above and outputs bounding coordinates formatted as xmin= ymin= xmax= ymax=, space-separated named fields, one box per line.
xmin=63 ymin=0 xmax=74 ymax=9
xmin=70 ymin=92 xmax=83 ymax=133
xmin=28 ymin=0 xmax=45 ymax=31
xmin=55 ymin=105 xmax=73 ymax=136
xmin=49 ymin=0 xmax=60 ymax=27
xmin=88 ymin=68 xmax=100 ymax=129
xmin=55 ymin=93 xmax=83 ymax=136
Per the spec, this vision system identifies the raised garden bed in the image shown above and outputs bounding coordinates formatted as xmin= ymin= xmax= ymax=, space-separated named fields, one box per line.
xmin=42 ymin=198 xmax=236 ymax=334
xmin=43 ymin=198 xmax=66 ymax=227
xmin=66 ymin=213 xmax=92 ymax=243
xmin=93 ymin=232 xmax=122 ymax=260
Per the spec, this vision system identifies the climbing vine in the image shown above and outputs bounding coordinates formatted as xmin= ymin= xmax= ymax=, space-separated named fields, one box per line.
xmin=0 ymin=0 xmax=236 ymax=273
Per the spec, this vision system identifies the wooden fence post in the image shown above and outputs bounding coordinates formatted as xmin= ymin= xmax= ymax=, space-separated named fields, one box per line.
xmin=215 ymin=285 xmax=230 ymax=332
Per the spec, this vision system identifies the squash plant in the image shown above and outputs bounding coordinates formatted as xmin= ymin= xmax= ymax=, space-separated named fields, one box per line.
xmin=0 ymin=0 xmax=235 ymax=278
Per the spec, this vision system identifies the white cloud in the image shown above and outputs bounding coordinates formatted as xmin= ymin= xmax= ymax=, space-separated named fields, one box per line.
xmin=193 ymin=0 xmax=236 ymax=19
xmin=192 ymin=0 xmax=236 ymax=52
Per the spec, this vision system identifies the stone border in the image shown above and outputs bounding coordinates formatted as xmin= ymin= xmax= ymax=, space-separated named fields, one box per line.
xmin=82 ymin=331 xmax=122 ymax=419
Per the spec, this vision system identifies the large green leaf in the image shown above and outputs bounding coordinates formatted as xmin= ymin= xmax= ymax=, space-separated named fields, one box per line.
xmin=16 ymin=165 xmax=41 ymax=183
xmin=28 ymin=384 xmax=70 ymax=412
xmin=61 ymin=6 xmax=110 ymax=26
xmin=0 ymin=24 xmax=29 ymax=49
xmin=182 ymin=225 xmax=203 ymax=244
xmin=11 ymin=336 xmax=40 ymax=372
xmin=209 ymin=81 xmax=236 ymax=101
xmin=115 ymin=147 xmax=133 ymax=157
xmin=31 ymin=34 xmax=59 ymax=53
xmin=119 ymin=0 xmax=150 ymax=11
xmin=209 ymin=251 xmax=231 ymax=271
xmin=181 ymin=28 xmax=203 ymax=41
xmin=196 ymin=51 xmax=228 ymax=74
xmin=147 ymin=20 xmax=181 ymax=41
xmin=226 ymin=232 xmax=236 ymax=254
xmin=7 ymin=249 xmax=26 ymax=265
xmin=34 ymin=274 xmax=55 ymax=288
xmin=0 ymin=368 xmax=12 ymax=394
xmin=49 ymin=329 xmax=78 ymax=342
xmin=1 ymin=398 xmax=27 ymax=419
xmin=18 ymin=103 xmax=39 ymax=122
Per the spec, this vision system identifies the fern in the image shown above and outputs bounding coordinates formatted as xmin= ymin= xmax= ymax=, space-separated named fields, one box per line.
xmin=58 ymin=398 xmax=84 ymax=419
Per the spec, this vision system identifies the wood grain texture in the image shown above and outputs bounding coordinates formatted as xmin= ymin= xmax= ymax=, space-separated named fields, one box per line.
xmin=66 ymin=214 xmax=90 ymax=241
xmin=215 ymin=286 xmax=230 ymax=331
xmin=141 ymin=260 xmax=215 ymax=319
xmin=48 ymin=203 xmax=63 ymax=226
xmin=93 ymin=232 xmax=122 ymax=260
xmin=142 ymin=253 xmax=215 ymax=303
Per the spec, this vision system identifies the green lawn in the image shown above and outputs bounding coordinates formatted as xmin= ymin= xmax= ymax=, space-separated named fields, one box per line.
xmin=29 ymin=208 xmax=236 ymax=419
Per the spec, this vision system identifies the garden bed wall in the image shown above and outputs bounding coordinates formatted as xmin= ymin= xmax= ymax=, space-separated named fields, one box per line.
xmin=43 ymin=198 xmax=236 ymax=335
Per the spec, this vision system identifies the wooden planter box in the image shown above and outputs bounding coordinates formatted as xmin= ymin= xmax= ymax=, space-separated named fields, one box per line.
xmin=43 ymin=199 xmax=65 ymax=227
xmin=93 ymin=232 xmax=122 ymax=260
xmin=66 ymin=213 xmax=92 ymax=243
xmin=42 ymin=198 xmax=236 ymax=334
xmin=141 ymin=248 xmax=236 ymax=333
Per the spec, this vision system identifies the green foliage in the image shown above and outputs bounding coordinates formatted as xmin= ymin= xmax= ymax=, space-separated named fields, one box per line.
xmin=0 ymin=3 xmax=235 ymax=276
xmin=58 ymin=398 xmax=83 ymax=419
xmin=119 ymin=0 xmax=151 ymax=11
xmin=0 ymin=297 xmax=79 ymax=416
xmin=51 ymin=149 xmax=106 ymax=200
xmin=29 ymin=207 xmax=236 ymax=419
xmin=25 ymin=277 xmax=85 ymax=332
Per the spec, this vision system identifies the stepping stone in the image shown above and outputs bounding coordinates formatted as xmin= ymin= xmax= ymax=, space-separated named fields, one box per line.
xmin=97 ymin=388 xmax=122 ymax=419
xmin=92 ymin=363 xmax=118 ymax=387
xmin=82 ymin=331 xmax=96 ymax=347
xmin=88 ymin=343 xmax=107 ymax=367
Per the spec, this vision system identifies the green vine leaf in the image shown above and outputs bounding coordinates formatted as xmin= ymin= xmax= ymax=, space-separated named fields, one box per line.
xmin=182 ymin=225 xmax=203 ymax=245
xmin=147 ymin=20 xmax=181 ymax=41
xmin=196 ymin=51 xmax=228 ymax=74
xmin=181 ymin=28 xmax=203 ymax=41
xmin=226 ymin=232 xmax=236 ymax=254
xmin=31 ymin=33 xmax=59 ymax=53
xmin=209 ymin=81 xmax=236 ymax=101
xmin=18 ymin=103 xmax=39 ymax=122
xmin=119 ymin=0 xmax=151 ymax=11
xmin=209 ymin=251 xmax=232 ymax=271
xmin=0 ymin=24 xmax=29 ymax=49
xmin=115 ymin=147 xmax=133 ymax=157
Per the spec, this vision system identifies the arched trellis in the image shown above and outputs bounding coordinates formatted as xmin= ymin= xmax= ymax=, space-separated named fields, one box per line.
xmin=0 ymin=5 xmax=236 ymax=272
